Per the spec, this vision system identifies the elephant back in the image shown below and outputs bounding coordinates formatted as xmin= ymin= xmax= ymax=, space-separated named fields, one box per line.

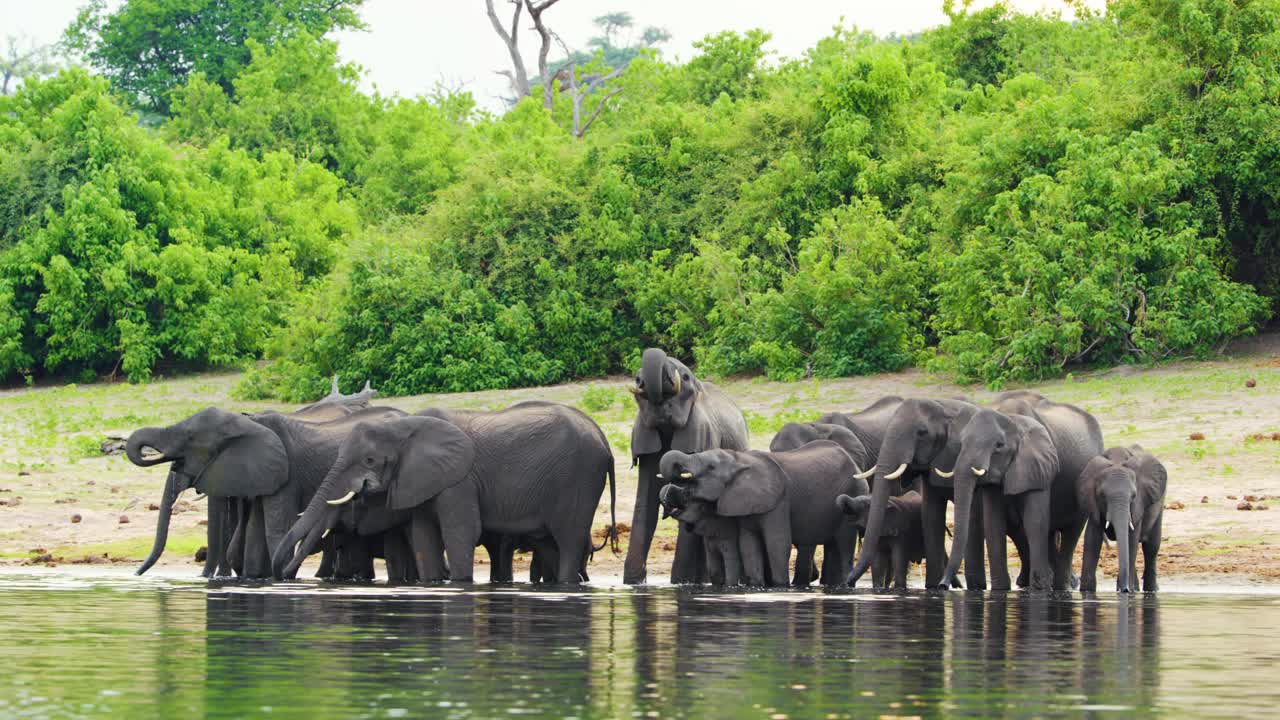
xmin=994 ymin=396 xmax=1103 ymax=485
xmin=769 ymin=440 xmax=860 ymax=546
xmin=672 ymin=382 xmax=749 ymax=453
xmin=816 ymin=395 xmax=904 ymax=458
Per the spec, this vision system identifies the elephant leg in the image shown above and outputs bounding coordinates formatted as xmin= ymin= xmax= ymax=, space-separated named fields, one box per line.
xmin=793 ymin=544 xmax=815 ymax=588
xmin=1054 ymin=518 xmax=1086 ymax=592
xmin=1019 ymin=491 xmax=1052 ymax=591
xmin=410 ymin=508 xmax=448 ymax=582
xmin=243 ymin=499 xmax=270 ymax=579
xmin=762 ymin=512 xmax=792 ymax=588
xmin=226 ymin=500 xmax=247 ymax=576
xmin=721 ymin=538 xmax=742 ymax=587
xmin=202 ymin=497 xmax=224 ymax=578
xmin=483 ymin=534 xmax=513 ymax=583
xmin=963 ymin=492 xmax=987 ymax=590
xmin=1011 ymin=526 xmax=1031 ymax=589
xmin=383 ymin=531 xmax=413 ymax=582
xmin=1080 ymin=520 xmax=1101 ymax=592
xmin=705 ymin=540 xmax=725 ymax=586
xmin=920 ymin=482 xmax=947 ymax=587
xmin=260 ymin=491 xmax=295 ymax=579
xmin=337 ymin=535 xmax=375 ymax=580
xmin=982 ymin=486 xmax=1011 ymax=591
xmin=872 ymin=550 xmax=890 ymax=589
xmin=671 ymin=524 xmax=707 ymax=584
xmin=316 ymin=539 xmax=336 ymax=579
xmin=624 ymin=454 xmax=661 ymax=584
xmin=738 ymin=529 xmax=767 ymax=586
xmin=890 ymin=539 xmax=908 ymax=589
xmin=1142 ymin=514 xmax=1161 ymax=592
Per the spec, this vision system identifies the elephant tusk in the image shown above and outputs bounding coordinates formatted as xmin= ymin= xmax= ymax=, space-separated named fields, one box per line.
xmin=629 ymin=385 xmax=644 ymax=396
xmin=884 ymin=463 xmax=908 ymax=480
xmin=326 ymin=491 xmax=356 ymax=506
xmin=321 ymin=528 xmax=330 ymax=539
xmin=298 ymin=512 xmax=305 ymax=517
xmin=934 ymin=467 xmax=954 ymax=478
xmin=672 ymin=371 xmax=681 ymax=396
xmin=1129 ymin=521 xmax=1136 ymax=532
xmin=655 ymin=473 xmax=664 ymax=479
xmin=679 ymin=472 xmax=693 ymax=479
xmin=971 ymin=467 xmax=987 ymax=476
xmin=852 ymin=467 xmax=875 ymax=480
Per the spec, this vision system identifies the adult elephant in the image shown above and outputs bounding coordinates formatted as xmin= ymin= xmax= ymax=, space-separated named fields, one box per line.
xmin=658 ymin=440 xmax=861 ymax=587
xmin=624 ymin=348 xmax=748 ymax=585
xmin=814 ymin=396 xmax=905 ymax=461
xmin=844 ymin=398 xmax=987 ymax=589
xmin=275 ymin=402 xmax=615 ymax=584
xmin=126 ymin=405 xmax=406 ymax=578
xmin=1079 ymin=445 xmax=1168 ymax=592
xmin=940 ymin=394 xmax=1102 ymax=591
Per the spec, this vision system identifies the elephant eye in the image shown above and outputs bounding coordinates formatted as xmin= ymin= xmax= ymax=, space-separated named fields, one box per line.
xmin=995 ymin=441 xmax=1005 ymax=449
xmin=915 ymin=428 xmax=927 ymax=437
xmin=363 ymin=456 xmax=375 ymax=467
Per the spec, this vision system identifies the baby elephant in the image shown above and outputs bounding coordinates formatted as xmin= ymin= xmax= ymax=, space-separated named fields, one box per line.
xmin=1079 ymin=445 xmax=1168 ymax=592
xmin=659 ymin=484 xmax=742 ymax=586
xmin=837 ymin=491 xmax=928 ymax=589
xmin=659 ymin=440 xmax=862 ymax=587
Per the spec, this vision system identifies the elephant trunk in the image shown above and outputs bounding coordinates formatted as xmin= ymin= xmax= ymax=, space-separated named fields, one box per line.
xmin=846 ymin=460 xmax=896 ymax=586
xmin=273 ymin=462 xmax=347 ymax=579
xmin=136 ymin=469 xmax=183 ymax=576
xmin=1109 ymin=498 xmax=1133 ymax=593
xmin=938 ymin=477 xmax=975 ymax=589
xmin=126 ymin=427 xmax=174 ymax=467
xmin=640 ymin=348 xmax=667 ymax=405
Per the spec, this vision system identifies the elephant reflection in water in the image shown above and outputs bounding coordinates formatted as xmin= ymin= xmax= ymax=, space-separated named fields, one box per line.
xmin=1081 ymin=595 xmax=1161 ymax=710
xmin=204 ymin=590 xmax=595 ymax=716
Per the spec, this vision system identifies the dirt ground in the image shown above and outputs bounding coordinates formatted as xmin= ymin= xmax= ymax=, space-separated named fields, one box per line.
xmin=2 ymin=338 xmax=1278 ymax=587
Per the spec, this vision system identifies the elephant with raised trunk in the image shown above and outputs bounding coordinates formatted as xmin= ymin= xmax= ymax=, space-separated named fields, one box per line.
xmin=939 ymin=393 xmax=1102 ymax=591
xmin=127 ymin=405 xmax=406 ymax=578
xmin=624 ymin=348 xmax=749 ymax=585
xmin=1079 ymin=445 xmax=1167 ymax=592
xmin=275 ymin=402 xmax=615 ymax=584
xmin=844 ymin=398 xmax=988 ymax=589
xmin=659 ymin=440 xmax=861 ymax=587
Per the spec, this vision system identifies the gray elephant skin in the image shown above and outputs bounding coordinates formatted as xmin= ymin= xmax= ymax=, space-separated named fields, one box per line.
xmin=941 ymin=392 xmax=1103 ymax=591
xmin=658 ymin=483 xmax=743 ymax=586
xmin=127 ymin=401 xmax=405 ymax=579
xmin=845 ymin=397 xmax=989 ymax=589
xmin=658 ymin=440 xmax=862 ymax=587
xmin=276 ymin=401 xmax=615 ymax=584
xmin=837 ymin=491 xmax=955 ymax=589
xmin=624 ymin=348 xmax=749 ymax=585
xmin=1079 ymin=445 xmax=1167 ymax=592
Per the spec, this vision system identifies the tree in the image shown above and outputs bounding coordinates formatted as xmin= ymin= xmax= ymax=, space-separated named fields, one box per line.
xmin=0 ymin=35 xmax=58 ymax=95
xmin=486 ymin=0 xmax=564 ymax=109
xmin=62 ymin=0 xmax=366 ymax=114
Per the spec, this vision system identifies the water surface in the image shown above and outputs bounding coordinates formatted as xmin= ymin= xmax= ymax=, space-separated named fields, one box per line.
xmin=1 ymin=570 xmax=1277 ymax=718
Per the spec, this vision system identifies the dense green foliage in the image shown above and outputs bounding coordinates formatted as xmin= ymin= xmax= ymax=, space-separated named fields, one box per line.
xmin=64 ymin=0 xmax=365 ymax=114
xmin=4 ymin=1 xmax=1278 ymax=396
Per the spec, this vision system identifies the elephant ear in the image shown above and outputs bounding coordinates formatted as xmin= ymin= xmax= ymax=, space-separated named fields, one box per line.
xmin=716 ymin=452 xmax=787 ymax=517
xmin=1003 ymin=419 xmax=1059 ymax=496
xmin=387 ymin=417 xmax=476 ymax=510
xmin=1077 ymin=455 xmax=1114 ymax=523
xmin=200 ymin=414 xmax=289 ymax=498
xmin=631 ymin=417 xmax=663 ymax=458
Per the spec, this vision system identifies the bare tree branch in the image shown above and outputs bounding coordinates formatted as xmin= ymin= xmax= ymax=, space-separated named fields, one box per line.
xmin=577 ymin=87 xmax=623 ymax=137
xmin=524 ymin=0 xmax=563 ymax=110
xmin=485 ymin=0 xmax=530 ymax=98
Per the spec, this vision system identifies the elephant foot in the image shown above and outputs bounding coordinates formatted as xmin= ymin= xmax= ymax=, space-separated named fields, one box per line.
xmin=1143 ymin=578 xmax=1159 ymax=593
xmin=622 ymin=568 xmax=646 ymax=585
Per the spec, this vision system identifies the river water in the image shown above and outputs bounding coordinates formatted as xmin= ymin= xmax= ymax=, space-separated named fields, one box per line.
xmin=1 ymin=570 xmax=1277 ymax=718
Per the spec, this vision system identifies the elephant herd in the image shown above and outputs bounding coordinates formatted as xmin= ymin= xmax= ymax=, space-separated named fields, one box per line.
xmin=125 ymin=348 xmax=1166 ymax=592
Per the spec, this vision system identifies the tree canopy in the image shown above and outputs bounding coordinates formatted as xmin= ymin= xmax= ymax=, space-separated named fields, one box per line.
xmin=2 ymin=1 xmax=1275 ymax=396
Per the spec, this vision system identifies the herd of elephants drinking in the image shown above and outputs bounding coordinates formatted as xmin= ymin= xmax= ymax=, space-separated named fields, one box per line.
xmin=124 ymin=348 xmax=1167 ymax=593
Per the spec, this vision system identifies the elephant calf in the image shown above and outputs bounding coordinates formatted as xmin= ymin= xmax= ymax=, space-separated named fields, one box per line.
xmin=1079 ymin=445 xmax=1168 ymax=593
xmin=837 ymin=491 xmax=961 ymax=589
xmin=658 ymin=440 xmax=863 ymax=587
xmin=659 ymin=484 xmax=742 ymax=586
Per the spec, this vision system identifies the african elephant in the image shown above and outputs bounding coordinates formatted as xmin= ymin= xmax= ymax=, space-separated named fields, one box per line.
xmin=941 ymin=396 xmax=1102 ymax=591
xmin=1079 ymin=445 xmax=1167 ymax=592
xmin=275 ymin=402 xmax=615 ymax=584
xmin=837 ymin=491 xmax=951 ymax=589
xmin=659 ymin=440 xmax=861 ymax=587
xmin=769 ymin=422 xmax=871 ymax=583
xmin=625 ymin=348 xmax=749 ymax=585
xmin=126 ymin=405 xmax=406 ymax=578
xmin=814 ymin=396 xmax=905 ymax=460
xmin=844 ymin=398 xmax=988 ymax=589
xmin=658 ymin=483 xmax=742 ymax=586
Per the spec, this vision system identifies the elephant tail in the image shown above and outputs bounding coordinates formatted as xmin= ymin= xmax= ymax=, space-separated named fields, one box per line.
xmin=592 ymin=460 xmax=619 ymax=554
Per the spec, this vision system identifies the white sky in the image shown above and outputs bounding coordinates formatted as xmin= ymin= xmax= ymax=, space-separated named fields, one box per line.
xmin=5 ymin=1 xmax=1104 ymax=110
